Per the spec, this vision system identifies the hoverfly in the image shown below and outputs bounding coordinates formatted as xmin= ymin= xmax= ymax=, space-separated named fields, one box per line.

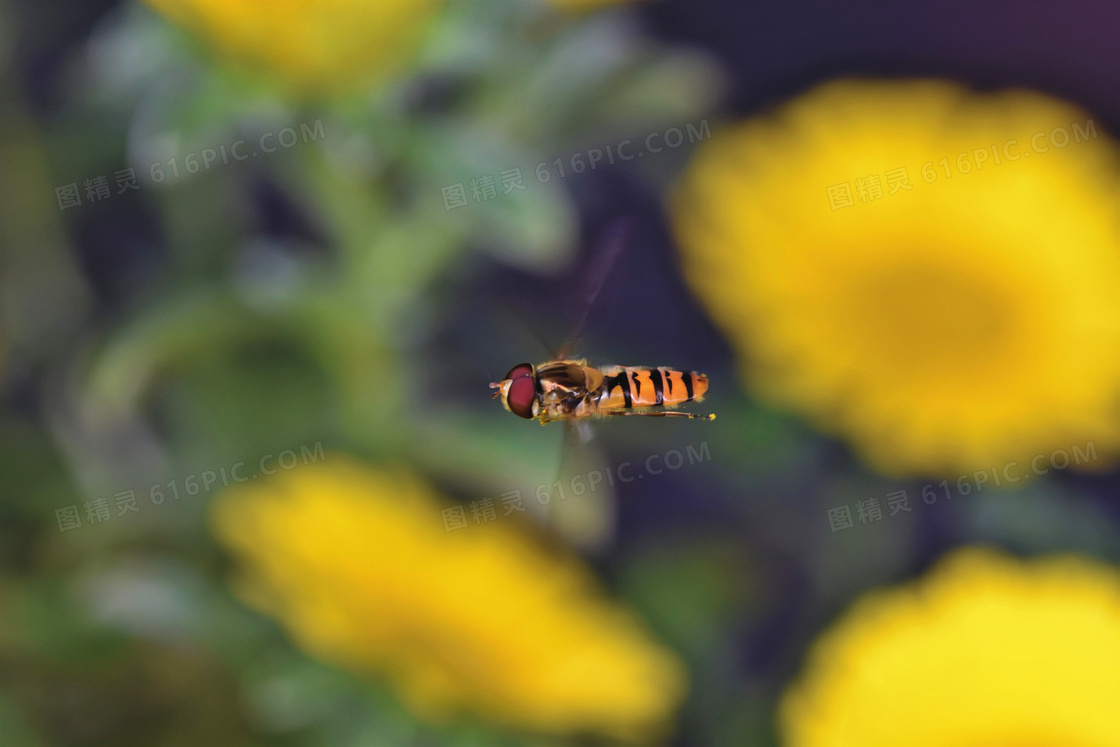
xmin=483 ymin=220 xmax=712 ymax=550
xmin=489 ymin=219 xmax=715 ymax=425
xmin=490 ymin=360 xmax=714 ymax=424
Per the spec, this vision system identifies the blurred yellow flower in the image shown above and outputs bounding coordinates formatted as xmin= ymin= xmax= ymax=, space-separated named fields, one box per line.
xmin=672 ymin=79 xmax=1120 ymax=476
xmin=144 ymin=0 xmax=442 ymax=93
xmin=211 ymin=456 xmax=686 ymax=742
xmin=781 ymin=548 xmax=1120 ymax=747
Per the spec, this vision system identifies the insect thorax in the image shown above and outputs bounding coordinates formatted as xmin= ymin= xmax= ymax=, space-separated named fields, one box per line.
xmin=536 ymin=361 xmax=597 ymax=416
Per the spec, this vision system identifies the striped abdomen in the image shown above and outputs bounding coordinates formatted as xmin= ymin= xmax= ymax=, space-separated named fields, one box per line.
xmin=594 ymin=367 xmax=709 ymax=412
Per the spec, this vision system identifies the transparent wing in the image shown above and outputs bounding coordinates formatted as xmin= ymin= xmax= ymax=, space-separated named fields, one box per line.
xmin=556 ymin=217 xmax=633 ymax=360
xmin=491 ymin=219 xmax=632 ymax=551
xmin=540 ymin=219 xmax=632 ymax=549
xmin=536 ymin=419 xmax=615 ymax=554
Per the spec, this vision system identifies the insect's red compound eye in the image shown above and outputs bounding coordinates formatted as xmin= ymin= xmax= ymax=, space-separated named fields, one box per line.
xmin=506 ymin=374 xmax=537 ymax=419
xmin=504 ymin=363 xmax=533 ymax=382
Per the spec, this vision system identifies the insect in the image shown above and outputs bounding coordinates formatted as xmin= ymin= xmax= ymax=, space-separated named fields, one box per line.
xmin=484 ymin=221 xmax=712 ymax=549
xmin=489 ymin=219 xmax=715 ymax=425
xmin=490 ymin=360 xmax=714 ymax=424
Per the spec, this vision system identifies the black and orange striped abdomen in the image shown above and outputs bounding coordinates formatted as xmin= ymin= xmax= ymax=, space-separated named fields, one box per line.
xmin=594 ymin=366 xmax=709 ymax=412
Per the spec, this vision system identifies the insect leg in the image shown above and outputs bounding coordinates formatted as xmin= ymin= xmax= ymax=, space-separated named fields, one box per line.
xmin=602 ymin=411 xmax=716 ymax=421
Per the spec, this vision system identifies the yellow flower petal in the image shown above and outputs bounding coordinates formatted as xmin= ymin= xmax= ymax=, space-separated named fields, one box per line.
xmin=780 ymin=548 xmax=1120 ymax=747
xmin=145 ymin=0 xmax=442 ymax=93
xmin=672 ymin=79 xmax=1120 ymax=476
xmin=210 ymin=456 xmax=686 ymax=742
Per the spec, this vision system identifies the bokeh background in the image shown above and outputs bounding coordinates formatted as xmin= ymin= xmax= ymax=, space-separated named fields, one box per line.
xmin=1 ymin=1 xmax=1118 ymax=746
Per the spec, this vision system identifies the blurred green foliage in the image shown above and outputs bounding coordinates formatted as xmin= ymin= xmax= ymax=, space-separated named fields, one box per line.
xmin=1 ymin=1 xmax=1117 ymax=745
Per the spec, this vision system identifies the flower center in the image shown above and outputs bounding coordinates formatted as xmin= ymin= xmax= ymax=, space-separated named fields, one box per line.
xmin=846 ymin=260 xmax=1013 ymax=379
